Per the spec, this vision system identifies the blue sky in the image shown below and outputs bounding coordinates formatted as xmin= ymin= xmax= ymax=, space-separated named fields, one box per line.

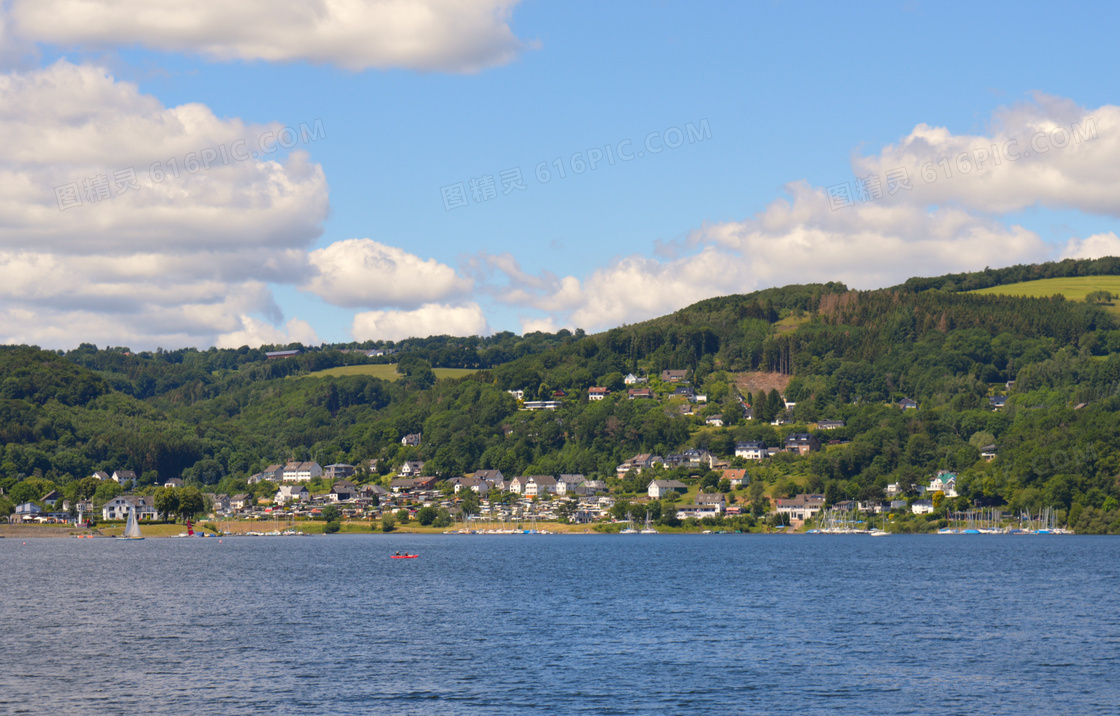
xmin=1 ymin=0 xmax=1118 ymax=349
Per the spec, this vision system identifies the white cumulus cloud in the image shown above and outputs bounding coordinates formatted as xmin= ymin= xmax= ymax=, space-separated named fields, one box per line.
xmin=216 ymin=316 xmax=320 ymax=349
xmin=485 ymin=181 xmax=1050 ymax=332
xmin=352 ymin=302 xmax=488 ymax=341
xmin=305 ymin=238 xmax=473 ymax=308
xmin=852 ymin=94 xmax=1120 ymax=216
xmin=7 ymin=0 xmax=529 ymax=73
xmin=1060 ymin=232 xmax=1120 ymax=260
xmin=0 ymin=60 xmax=330 ymax=348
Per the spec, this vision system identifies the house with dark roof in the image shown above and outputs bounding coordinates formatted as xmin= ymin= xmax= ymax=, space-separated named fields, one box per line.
xmin=648 ymin=479 xmax=688 ymax=499
xmin=695 ymin=493 xmax=726 ymax=512
xmin=325 ymin=464 xmax=356 ymax=480
xmin=775 ymin=494 xmax=825 ymax=521
xmin=784 ymin=433 xmax=821 ymax=454
xmin=899 ymin=398 xmax=918 ymax=410
xmin=735 ymin=441 xmax=766 ymax=460
xmin=398 ymin=460 xmax=426 ymax=477
xmin=112 ymin=470 xmax=137 ymax=486
xmin=661 ymin=369 xmax=688 ymax=383
xmin=556 ymin=474 xmax=588 ymax=495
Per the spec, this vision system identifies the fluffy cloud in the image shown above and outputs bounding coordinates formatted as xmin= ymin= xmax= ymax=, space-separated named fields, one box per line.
xmin=215 ymin=316 xmax=320 ymax=350
xmin=487 ymin=181 xmax=1050 ymax=332
xmin=0 ymin=60 xmax=330 ymax=348
xmin=1060 ymin=232 xmax=1120 ymax=260
xmin=305 ymin=238 xmax=472 ymax=308
xmin=6 ymin=0 xmax=528 ymax=73
xmin=352 ymin=302 xmax=488 ymax=341
xmin=852 ymin=94 xmax=1120 ymax=216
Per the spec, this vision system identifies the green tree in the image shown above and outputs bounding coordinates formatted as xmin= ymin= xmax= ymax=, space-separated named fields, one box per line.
xmin=416 ymin=505 xmax=438 ymax=525
xmin=381 ymin=513 xmax=396 ymax=532
xmin=93 ymin=481 xmax=123 ymax=505
xmin=154 ymin=487 xmax=180 ymax=520
xmin=321 ymin=504 xmax=342 ymax=522
xmin=75 ymin=476 xmax=101 ymax=500
xmin=178 ymin=486 xmax=204 ymax=521
xmin=460 ymin=488 xmax=480 ymax=516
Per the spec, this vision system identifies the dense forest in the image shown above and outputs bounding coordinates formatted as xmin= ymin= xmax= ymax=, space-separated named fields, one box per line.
xmin=3 ymin=257 xmax=1120 ymax=533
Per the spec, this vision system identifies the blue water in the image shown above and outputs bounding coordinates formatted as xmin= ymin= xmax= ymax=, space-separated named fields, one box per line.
xmin=2 ymin=534 xmax=1118 ymax=715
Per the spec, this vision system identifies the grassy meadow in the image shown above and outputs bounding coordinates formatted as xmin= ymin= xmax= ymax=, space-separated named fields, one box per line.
xmin=302 ymin=364 xmax=481 ymax=381
xmin=972 ymin=276 xmax=1120 ymax=314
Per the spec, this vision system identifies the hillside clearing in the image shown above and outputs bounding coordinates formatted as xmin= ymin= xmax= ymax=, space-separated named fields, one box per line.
xmin=302 ymin=364 xmax=480 ymax=381
xmin=972 ymin=276 xmax=1120 ymax=315
xmin=731 ymin=371 xmax=791 ymax=396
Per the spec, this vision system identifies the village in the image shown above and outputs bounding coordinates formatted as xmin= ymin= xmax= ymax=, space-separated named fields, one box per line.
xmin=3 ymin=369 xmax=1023 ymax=535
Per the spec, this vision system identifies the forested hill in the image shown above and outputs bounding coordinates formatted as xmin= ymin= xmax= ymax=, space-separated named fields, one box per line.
xmin=4 ymin=256 xmax=1120 ymax=533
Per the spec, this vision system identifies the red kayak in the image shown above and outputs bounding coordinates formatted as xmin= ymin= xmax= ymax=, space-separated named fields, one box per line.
xmin=391 ymin=555 xmax=418 ymax=559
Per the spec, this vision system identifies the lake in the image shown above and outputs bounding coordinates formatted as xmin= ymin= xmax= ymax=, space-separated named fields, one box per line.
xmin=2 ymin=534 xmax=1118 ymax=715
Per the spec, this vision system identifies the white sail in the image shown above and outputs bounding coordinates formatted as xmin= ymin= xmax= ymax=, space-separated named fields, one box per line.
xmin=123 ymin=506 xmax=143 ymax=539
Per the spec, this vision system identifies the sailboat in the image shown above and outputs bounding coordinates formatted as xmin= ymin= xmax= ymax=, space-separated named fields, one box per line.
xmin=619 ymin=515 xmax=638 ymax=534
xmin=640 ymin=510 xmax=659 ymax=534
xmin=117 ymin=506 xmax=144 ymax=540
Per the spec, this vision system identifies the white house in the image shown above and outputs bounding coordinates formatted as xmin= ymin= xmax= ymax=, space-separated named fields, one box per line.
xmin=555 ymin=474 xmax=587 ymax=495
xmin=911 ymin=499 xmax=935 ymax=515
xmin=774 ymin=494 xmax=825 ymax=521
xmin=624 ymin=373 xmax=644 ymax=385
xmin=734 ymin=441 xmax=766 ymax=461
xmin=229 ymin=494 xmax=252 ymax=510
xmin=13 ymin=502 xmax=41 ymax=521
xmin=648 ymin=479 xmax=688 ymax=499
xmin=102 ymin=495 xmax=156 ymax=521
xmin=588 ymin=387 xmax=610 ymax=401
xmin=454 ymin=477 xmax=490 ymax=495
xmin=506 ymin=389 xmax=524 ymax=400
xmin=694 ymin=493 xmax=726 ymax=513
xmin=616 ymin=454 xmax=664 ymax=477
xmin=398 ymin=461 xmax=426 ymax=477
xmin=524 ymin=476 xmax=558 ymax=497
xmin=274 ymin=485 xmax=310 ymax=504
xmin=722 ymin=469 xmax=748 ymax=488
xmin=164 ymin=478 xmax=183 ymax=488
xmin=282 ymin=461 xmax=323 ymax=482
xmin=112 ymin=470 xmax=138 ymax=487
xmin=705 ymin=415 xmax=724 ymax=427
xmin=676 ymin=504 xmax=721 ymax=520
xmin=926 ymin=471 xmax=958 ymax=498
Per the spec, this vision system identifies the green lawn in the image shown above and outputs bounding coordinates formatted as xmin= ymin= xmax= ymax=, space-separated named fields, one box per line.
xmin=972 ymin=276 xmax=1120 ymax=313
xmin=302 ymin=364 xmax=480 ymax=381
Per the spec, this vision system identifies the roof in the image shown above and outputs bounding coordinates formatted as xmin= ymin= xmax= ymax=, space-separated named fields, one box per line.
xmin=651 ymin=479 xmax=687 ymax=489
xmin=695 ymin=493 xmax=725 ymax=504
xmin=736 ymin=440 xmax=764 ymax=449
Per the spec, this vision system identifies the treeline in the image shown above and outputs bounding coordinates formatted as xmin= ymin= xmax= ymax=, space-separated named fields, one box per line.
xmin=893 ymin=256 xmax=1120 ymax=293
